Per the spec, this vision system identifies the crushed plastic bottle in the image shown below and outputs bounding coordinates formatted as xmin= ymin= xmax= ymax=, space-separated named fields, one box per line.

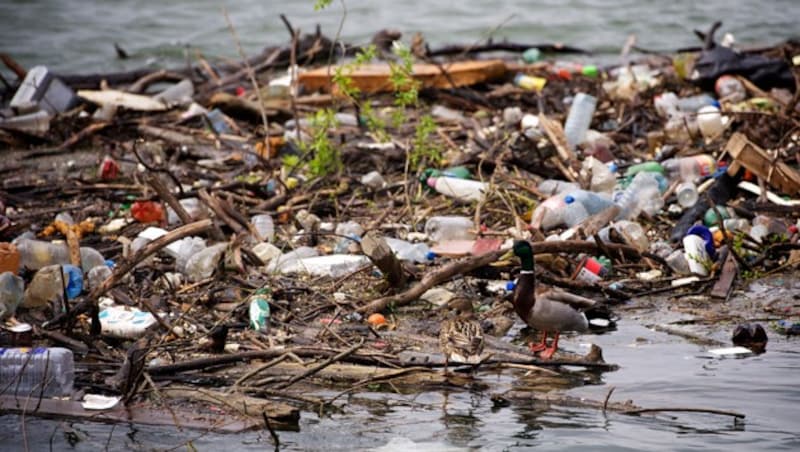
xmin=265 ymin=246 xmax=320 ymax=274
xmin=538 ymin=179 xmax=580 ymax=196
xmin=166 ymin=198 xmax=205 ymax=225
xmin=614 ymin=172 xmax=664 ymax=220
xmin=0 ymin=347 xmax=74 ymax=397
xmin=184 ymin=243 xmax=227 ymax=282
xmin=22 ymin=265 xmax=75 ymax=310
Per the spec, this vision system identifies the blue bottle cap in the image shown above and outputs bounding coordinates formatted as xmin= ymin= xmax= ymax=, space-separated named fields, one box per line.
xmin=425 ymin=251 xmax=437 ymax=261
xmin=607 ymin=162 xmax=618 ymax=173
xmin=711 ymin=100 xmax=721 ymax=109
xmin=565 ymin=195 xmax=575 ymax=204
xmin=105 ymin=259 xmax=116 ymax=268
xmin=506 ymin=281 xmax=516 ymax=291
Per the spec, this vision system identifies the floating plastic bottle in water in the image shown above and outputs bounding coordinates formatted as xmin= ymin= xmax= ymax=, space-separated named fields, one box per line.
xmin=0 ymin=347 xmax=74 ymax=397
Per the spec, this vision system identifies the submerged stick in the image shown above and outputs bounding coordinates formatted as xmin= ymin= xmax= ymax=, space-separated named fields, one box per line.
xmin=623 ymin=407 xmax=745 ymax=419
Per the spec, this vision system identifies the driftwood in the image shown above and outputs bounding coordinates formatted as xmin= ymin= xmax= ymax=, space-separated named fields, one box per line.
xmin=360 ymin=231 xmax=406 ymax=289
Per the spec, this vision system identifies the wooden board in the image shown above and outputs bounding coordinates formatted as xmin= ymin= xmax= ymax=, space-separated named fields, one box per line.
xmin=298 ymin=60 xmax=508 ymax=94
xmin=725 ymin=132 xmax=800 ymax=196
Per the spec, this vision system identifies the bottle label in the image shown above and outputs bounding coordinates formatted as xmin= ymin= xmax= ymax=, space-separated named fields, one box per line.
xmin=693 ymin=156 xmax=715 ymax=177
xmin=576 ymin=267 xmax=602 ymax=283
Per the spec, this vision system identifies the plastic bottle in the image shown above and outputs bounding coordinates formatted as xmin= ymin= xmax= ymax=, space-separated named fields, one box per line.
xmin=683 ymin=235 xmax=711 ymax=276
xmin=274 ymin=255 xmax=371 ymax=277
xmin=265 ymin=246 xmax=319 ymax=274
xmin=677 ymin=94 xmax=717 ymax=113
xmin=582 ymin=157 xmax=617 ymax=193
xmin=166 ymin=198 xmax=204 ymax=225
xmin=599 ymin=220 xmax=649 ymax=251
xmin=573 ymin=256 xmax=608 ymax=283
xmin=676 ymin=181 xmax=699 ymax=208
xmin=565 ymin=189 xmax=615 ymax=215
xmin=513 ymin=73 xmax=547 ymax=92
xmin=0 ymin=272 xmax=24 ymax=319
xmin=563 ymin=196 xmax=589 ymax=227
xmin=250 ymin=214 xmax=274 ymax=243
xmin=61 ymin=264 xmax=83 ymax=299
xmin=531 ymin=194 xmax=568 ymax=230
xmin=624 ymin=161 xmax=664 ymax=178
xmin=248 ymin=288 xmax=271 ymax=333
xmin=14 ymin=239 xmax=105 ymax=273
xmin=424 ymin=216 xmax=475 ymax=243
xmin=661 ymin=154 xmax=716 ymax=182
xmin=563 ymin=93 xmax=597 ymax=150
xmin=184 ymin=243 xmax=227 ymax=281
xmin=427 ymin=177 xmax=487 ymax=203
xmin=420 ymin=166 xmax=471 ymax=185
xmin=614 ymin=172 xmax=664 ymax=220
xmin=696 ymin=105 xmax=726 ymax=139
xmin=87 ymin=265 xmax=112 ymax=290
xmin=385 ymin=238 xmax=432 ymax=264
xmin=715 ymin=75 xmax=746 ymax=102
xmin=170 ymin=237 xmax=207 ymax=274
xmin=0 ymin=347 xmax=74 ymax=397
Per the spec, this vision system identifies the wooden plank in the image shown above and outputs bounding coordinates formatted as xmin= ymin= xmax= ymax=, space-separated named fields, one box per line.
xmin=725 ymin=132 xmax=800 ymax=196
xmin=0 ymin=396 xmax=260 ymax=433
xmin=710 ymin=252 xmax=738 ymax=300
xmin=298 ymin=60 xmax=508 ymax=94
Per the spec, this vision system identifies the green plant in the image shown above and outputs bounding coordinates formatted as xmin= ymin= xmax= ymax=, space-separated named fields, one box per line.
xmin=410 ymin=114 xmax=442 ymax=168
xmin=303 ymin=108 xmax=342 ymax=177
xmin=388 ymin=42 xmax=420 ymax=127
xmin=313 ymin=0 xmax=333 ymax=11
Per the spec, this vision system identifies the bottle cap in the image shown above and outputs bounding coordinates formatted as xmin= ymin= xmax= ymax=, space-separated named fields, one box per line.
xmin=581 ymin=65 xmax=599 ymax=78
xmin=565 ymin=195 xmax=575 ymax=204
xmin=426 ymin=177 xmax=437 ymax=188
xmin=505 ymin=281 xmax=516 ymax=291
xmin=425 ymin=251 xmax=437 ymax=261
xmin=522 ymin=48 xmax=542 ymax=64
xmin=607 ymin=162 xmax=618 ymax=173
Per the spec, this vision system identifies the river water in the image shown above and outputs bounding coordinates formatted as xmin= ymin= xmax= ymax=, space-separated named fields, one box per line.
xmin=1 ymin=0 xmax=799 ymax=75
xmin=2 ymin=1 xmax=800 ymax=450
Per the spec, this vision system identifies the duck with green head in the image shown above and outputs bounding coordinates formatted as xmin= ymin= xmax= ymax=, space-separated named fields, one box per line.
xmin=501 ymin=240 xmax=596 ymax=359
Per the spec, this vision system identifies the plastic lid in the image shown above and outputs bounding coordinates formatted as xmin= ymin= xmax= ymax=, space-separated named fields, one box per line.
xmin=581 ymin=65 xmax=599 ymax=78
xmin=607 ymin=162 xmax=618 ymax=173
xmin=711 ymin=99 xmax=721 ymax=109
xmin=565 ymin=195 xmax=575 ymax=204
xmin=425 ymin=251 xmax=437 ymax=261
xmin=426 ymin=177 xmax=437 ymax=188
xmin=505 ymin=281 xmax=516 ymax=291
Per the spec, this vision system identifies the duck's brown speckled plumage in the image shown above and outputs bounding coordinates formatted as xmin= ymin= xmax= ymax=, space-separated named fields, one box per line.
xmin=439 ymin=298 xmax=484 ymax=365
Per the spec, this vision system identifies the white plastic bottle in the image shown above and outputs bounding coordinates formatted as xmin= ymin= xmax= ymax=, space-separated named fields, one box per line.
xmin=0 ymin=347 xmax=74 ymax=397
xmin=531 ymin=194 xmax=568 ymax=230
xmin=661 ymin=154 xmax=716 ymax=182
xmin=385 ymin=238 xmax=432 ymax=263
xmin=676 ymin=181 xmax=699 ymax=208
xmin=563 ymin=93 xmax=597 ymax=150
xmin=427 ymin=177 xmax=487 ymax=203
xmin=696 ymin=105 xmax=726 ymax=139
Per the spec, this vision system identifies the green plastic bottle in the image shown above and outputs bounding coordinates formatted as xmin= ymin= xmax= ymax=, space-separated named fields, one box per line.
xmin=703 ymin=206 xmax=733 ymax=227
xmin=624 ymin=161 xmax=664 ymax=178
xmin=419 ymin=166 xmax=471 ymax=185
xmin=248 ymin=288 xmax=271 ymax=333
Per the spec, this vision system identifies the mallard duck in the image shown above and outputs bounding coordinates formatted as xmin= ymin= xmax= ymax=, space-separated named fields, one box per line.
xmin=501 ymin=240 xmax=596 ymax=359
xmin=439 ymin=297 xmax=484 ymax=373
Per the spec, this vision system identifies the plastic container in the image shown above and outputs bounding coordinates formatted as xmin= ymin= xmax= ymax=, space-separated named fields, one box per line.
xmin=683 ymin=235 xmax=711 ymax=276
xmin=273 ymin=255 xmax=371 ymax=277
xmin=184 ymin=243 xmax=227 ymax=281
xmin=696 ymin=105 xmax=726 ymax=139
xmin=9 ymin=66 xmax=77 ymax=115
xmin=170 ymin=237 xmax=207 ymax=274
xmin=0 ymin=347 xmax=74 ymax=397
xmin=0 ymin=110 xmax=50 ymax=134
xmin=385 ymin=238 xmax=432 ymax=264
xmin=265 ymin=246 xmax=320 ymax=274
xmin=614 ymin=172 xmax=664 ymax=220
xmin=0 ymin=272 xmax=24 ymax=319
xmin=661 ymin=154 xmax=716 ymax=182
xmin=513 ymin=73 xmax=547 ymax=92
xmin=563 ymin=93 xmax=597 ymax=150
xmin=424 ymin=216 xmax=475 ymax=243
xmin=600 ymin=220 xmax=649 ymax=251
xmin=573 ymin=256 xmax=608 ymax=283
xmin=563 ymin=196 xmax=589 ymax=227
xmin=715 ymin=75 xmax=746 ymax=102
xmin=166 ymin=198 xmax=205 ymax=225
xmin=250 ymin=214 xmax=274 ymax=243
xmin=677 ymin=94 xmax=717 ymax=113
xmin=624 ymin=161 xmax=664 ymax=178
xmin=676 ymin=181 xmax=699 ymax=208
xmin=98 ymin=299 xmax=158 ymax=338
xmin=248 ymin=289 xmax=271 ymax=333
xmin=427 ymin=176 xmax=487 ymax=203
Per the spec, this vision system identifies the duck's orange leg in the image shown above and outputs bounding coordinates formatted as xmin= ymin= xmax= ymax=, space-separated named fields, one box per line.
xmin=539 ymin=331 xmax=560 ymax=359
xmin=528 ymin=330 xmax=548 ymax=352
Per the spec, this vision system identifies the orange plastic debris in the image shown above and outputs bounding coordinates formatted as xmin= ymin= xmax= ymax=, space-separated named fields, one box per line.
xmin=131 ymin=201 xmax=165 ymax=223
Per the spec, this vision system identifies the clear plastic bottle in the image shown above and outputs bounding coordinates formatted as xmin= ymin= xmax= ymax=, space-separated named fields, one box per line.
xmin=184 ymin=243 xmax=227 ymax=281
xmin=614 ymin=220 xmax=649 ymax=251
xmin=250 ymin=214 xmax=274 ymax=243
xmin=14 ymin=238 xmax=69 ymax=271
xmin=265 ymin=246 xmax=319 ymax=274
xmin=563 ymin=93 xmax=597 ymax=150
xmin=427 ymin=176 xmax=487 ymax=203
xmin=424 ymin=216 xmax=475 ymax=242
xmin=23 ymin=265 xmax=74 ymax=309
xmin=170 ymin=237 xmax=207 ymax=274
xmin=563 ymin=196 xmax=590 ymax=227
xmin=0 ymin=347 xmax=74 ymax=397
xmin=385 ymin=238 xmax=432 ymax=264
xmin=677 ymin=94 xmax=717 ymax=113
xmin=661 ymin=154 xmax=716 ymax=182
xmin=87 ymin=265 xmax=112 ymax=290
xmin=676 ymin=181 xmax=699 ymax=208
xmin=565 ymin=189 xmax=615 ymax=215
xmin=614 ymin=172 xmax=664 ymax=220
xmin=0 ymin=272 xmax=24 ymax=319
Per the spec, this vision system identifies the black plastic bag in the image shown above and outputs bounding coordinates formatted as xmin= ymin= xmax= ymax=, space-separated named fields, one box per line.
xmin=690 ymin=45 xmax=794 ymax=92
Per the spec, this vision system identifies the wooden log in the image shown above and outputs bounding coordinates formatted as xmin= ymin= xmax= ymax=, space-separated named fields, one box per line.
xmin=159 ymin=387 xmax=299 ymax=427
xmin=360 ymin=231 xmax=406 ymax=289
xmin=710 ymin=251 xmax=738 ymax=300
